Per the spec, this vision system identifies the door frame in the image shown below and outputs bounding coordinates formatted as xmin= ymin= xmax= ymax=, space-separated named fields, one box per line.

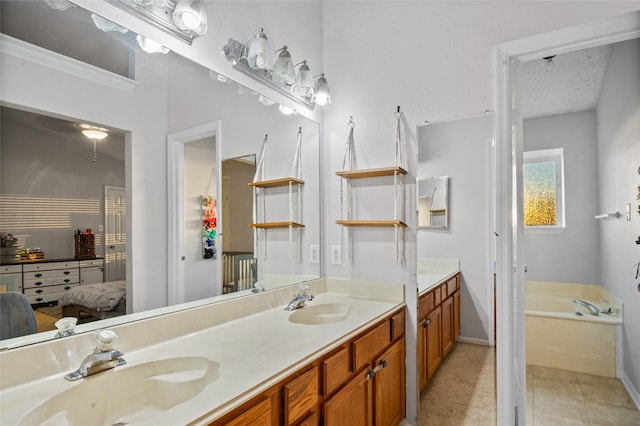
xmin=493 ymin=10 xmax=640 ymax=425
xmin=167 ymin=121 xmax=222 ymax=305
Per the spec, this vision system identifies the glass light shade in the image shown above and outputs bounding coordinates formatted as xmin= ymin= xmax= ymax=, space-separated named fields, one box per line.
xmin=173 ymin=1 xmax=207 ymax=35
xmin=136 ymin=35 xmax=169 ymax=54
xmin=246 ymin=29 xmax=274 ymax=70
xmin=272 ymin=47 xmax=295 ymax=85
xmin=91 ymin=14 xmax=129 ymax=34
xmin=278 ymin=105 xmax=296 ymax=115
xmin=293 ymin=62 xmax=313 ymax=96
xmin=81 ymin=129 xmax=108 ymax=140
xmin=313 ymin=75 xmax=331 ymax=106
xmin=44 ymin=0 xmax=75 ymax=11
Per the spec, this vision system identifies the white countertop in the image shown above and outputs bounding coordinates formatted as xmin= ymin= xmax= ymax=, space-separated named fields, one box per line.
xmin=417 ymin=258 xmax=460 ymax=294
xmin=0 ymin=279 xmax=404 ymax=425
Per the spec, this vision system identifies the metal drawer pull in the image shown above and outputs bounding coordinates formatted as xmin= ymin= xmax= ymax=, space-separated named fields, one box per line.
xmin=35 ymin=282 xmax=42 ymax=286
xmin=64 ymin=286 xmax=71 ymax=290
xmin=36 ymin=289 xmax=43 ymax=294
xmin=367 ymin=359 xmax=388 ymax=379
xmin=64 ymin=271 xmax=71 ymax=275
xmin=36 ymin=297 xmax=43 ymax=302
xmin=35 ymin=273 xmax=42 ymax=278
xmin=64 ymin=279 xmax=71 ymax=283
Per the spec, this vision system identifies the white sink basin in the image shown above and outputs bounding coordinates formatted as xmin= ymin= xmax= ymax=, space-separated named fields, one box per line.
xmin=19 ymin=356 xmax=219 ymax=426
xmin=289 ymin=303 xmax=352 ymax=325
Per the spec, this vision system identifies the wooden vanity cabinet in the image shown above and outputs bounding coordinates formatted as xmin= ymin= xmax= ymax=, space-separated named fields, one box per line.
xmin=209 ymin=307 xmax=405 ymax=426
xmin=418 ymin=272 xmax=461 ymax=391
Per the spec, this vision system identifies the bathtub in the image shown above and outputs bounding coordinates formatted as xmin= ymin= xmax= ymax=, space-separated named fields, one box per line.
xmin=526 ymin=281 xmax=623 ymax=377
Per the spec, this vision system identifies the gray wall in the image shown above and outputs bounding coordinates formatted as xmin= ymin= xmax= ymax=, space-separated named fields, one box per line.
xmin=0 ymin=112 xmax=125 ymax=259
xmin=596 ymin=38 xmax=640 ymax=394
xmin=523 ymin=110 xmax=600 ymax=283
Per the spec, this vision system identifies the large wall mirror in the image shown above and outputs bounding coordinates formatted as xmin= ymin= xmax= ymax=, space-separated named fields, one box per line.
xmin=0 ymin=1 xmax=320 ymax=349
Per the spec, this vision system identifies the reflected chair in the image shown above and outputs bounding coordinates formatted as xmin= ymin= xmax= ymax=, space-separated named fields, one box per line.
xmin=0 ymin=292 xmax=37 ymax=340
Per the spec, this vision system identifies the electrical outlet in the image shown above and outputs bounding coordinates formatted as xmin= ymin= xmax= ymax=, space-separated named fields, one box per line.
xmin=98 ymin=224 xmax=104 ymax=232
xmin=310 ymin=245 xmax=319 ymax=264
xmin=331 ymin=245 xmax=342 ymax=265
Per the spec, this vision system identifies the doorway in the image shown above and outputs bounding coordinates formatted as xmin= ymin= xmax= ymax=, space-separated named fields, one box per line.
xmin=167 ymin=121 xmax=221 ymax=305
xmin=494 ymin=11 xmax=640 ymax=425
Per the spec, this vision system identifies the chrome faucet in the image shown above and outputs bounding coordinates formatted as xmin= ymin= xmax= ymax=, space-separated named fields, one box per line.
xmin=573 ymin=299 xmax=600 ymax=316
xmin=65 ymin=329 xmax=126 ymax=381
xmin=285 ymin=285 xmax=314 ymax=311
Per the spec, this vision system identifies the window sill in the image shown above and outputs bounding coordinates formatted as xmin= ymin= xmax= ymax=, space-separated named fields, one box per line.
xmin=525 ymin=226 xmax=565 ymax=235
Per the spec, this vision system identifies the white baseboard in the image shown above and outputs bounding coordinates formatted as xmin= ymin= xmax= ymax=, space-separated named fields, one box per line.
xmin=457 ymin=336 xmax=491 ymax=346
xmin=620 ymin=371 xmax=640 ymax=412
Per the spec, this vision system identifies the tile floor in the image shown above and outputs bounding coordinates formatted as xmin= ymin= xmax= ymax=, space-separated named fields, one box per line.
xmin=418 ymin=343 xmax=640 ymax=426
xmin=527 ymin=365 xmax=640 ymax=426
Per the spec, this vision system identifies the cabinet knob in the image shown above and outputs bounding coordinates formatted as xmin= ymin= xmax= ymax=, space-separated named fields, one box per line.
xmin=35 ymin=273 xmax=42 ymax=278
xmin=423 ymin=318 xmax=432 ymax=328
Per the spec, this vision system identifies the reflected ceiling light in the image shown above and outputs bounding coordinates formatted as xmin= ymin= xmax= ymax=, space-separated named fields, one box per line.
xmin=543 ymin=55 xmax=556 ymax=71
xmin=91 ymin=14 xmax=129 ymax=34
xmin=81 ymin=126 xmax=109 ymax=163
xmin=173 ymin=1 xmax=207 ymax=36
xmin=44 ymin=0 xmax=75 ymax=11
xmin=293 ymin=61 xmax=313 ymax=96
xmin=272 ymin=46 xmax=295 ymax=85
xmin=259 ymin=95 xmax=276 ymax=106
xmin=312 ymin=73 xmax=331 ymax=106
xmin=136 ymin=35 xmax=169 ymax=54
xmin=245 ymin=28 xmax=274 ymax=70
xmin=278 ymin=105 xmax=296 ymax=115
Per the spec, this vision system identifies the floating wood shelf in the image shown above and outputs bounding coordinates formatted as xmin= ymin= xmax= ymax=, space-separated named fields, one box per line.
xmin=429 ymin=209 xmax=446 ymax=213
xmin=336 ymin=220 xmax=407 ymax=228
xmin=336 ymin=166 xmax=407 ymax=179
xmin=249 ymin=177 xmax=304 ymax=188
xmin=249 ymin=222 xmax=305 ymax=229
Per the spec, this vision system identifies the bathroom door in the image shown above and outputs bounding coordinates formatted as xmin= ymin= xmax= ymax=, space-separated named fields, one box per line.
xmin=104 ymin=185 xmax=126 ymax=282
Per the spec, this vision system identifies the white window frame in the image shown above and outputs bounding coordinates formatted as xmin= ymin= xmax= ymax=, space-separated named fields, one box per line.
xmin=523 ymin=148 xmax=565 ymax=233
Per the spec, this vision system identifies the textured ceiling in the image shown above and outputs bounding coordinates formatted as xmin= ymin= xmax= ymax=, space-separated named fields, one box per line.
xmin=520 ymin=45 xmax=611 ymax=119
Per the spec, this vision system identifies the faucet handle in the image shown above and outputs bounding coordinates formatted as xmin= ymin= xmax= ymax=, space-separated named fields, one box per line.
xmin=95 ymin=329 xmax=118 ymax=352
xmin=298 ymin=284 xmax=311 ymax=296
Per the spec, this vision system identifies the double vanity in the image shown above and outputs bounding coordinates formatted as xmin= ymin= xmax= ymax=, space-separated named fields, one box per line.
xmin=0 ymin=279 xmax=406 ymax=425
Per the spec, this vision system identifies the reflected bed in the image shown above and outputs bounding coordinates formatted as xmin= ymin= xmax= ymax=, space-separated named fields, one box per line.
xmin=58 ymin=281 xmax=126 ymax=324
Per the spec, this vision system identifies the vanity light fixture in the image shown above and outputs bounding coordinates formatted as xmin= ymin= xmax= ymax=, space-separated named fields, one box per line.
xmin=91 ymin=14 xmax=129 ymax=34
xmin=222 ymin=32 xmax=331 ymax=110
xmin=81 ymin=126 xmax=108 ymax=163
xmin=105 ymin=0 xmax=208 ymax=45
xmin=278 ymin=105 xmax=296 ymax=115
xmin=44 ymin=0 xmax=76 ymax=11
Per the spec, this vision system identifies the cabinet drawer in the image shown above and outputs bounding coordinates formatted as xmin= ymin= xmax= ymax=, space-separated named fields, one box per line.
xmin=24 ymin=283 xmax=78 ymax=297
xmin=323 ymin=346 xmax=351 ymax=396
xmin=1 ymin=264 xmax=22 ymax=274
xmin=446 ymin=275 xmax=459 ymax=297
xmin=419 ymin=291 xmax=435 ymax=319
xmin=24 ymin=274 xmax=79 ymax=288
xmin=23 ymin=261 xmax=78 ymax=272
xmin=24 ymin=268 xmax=79 ymax=281
xmin=224 ymin=396 xmax=273 ymax=426
xmin=283 ymin=366 xmax=318 ymax=425
xmin=352 ymin=321 xmax=391 ymax=372
xmin=434 ymin=285 xmax=442 ymax=306
xmin=79 ymin=259 xmax=104 ymax=267
xmin=391 ymin=310 xmax=405 ymax=341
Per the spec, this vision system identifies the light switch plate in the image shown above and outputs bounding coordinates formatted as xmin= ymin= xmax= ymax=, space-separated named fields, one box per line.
xmin=331 ymin=245 xmax=342 ymax=265
xmin=310 ymin=245 xmax=319 ymax=264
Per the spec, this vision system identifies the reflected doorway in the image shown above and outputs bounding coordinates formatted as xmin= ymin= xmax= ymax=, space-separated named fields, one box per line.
xmin=221 ymin=155 xmax=256 ymax=294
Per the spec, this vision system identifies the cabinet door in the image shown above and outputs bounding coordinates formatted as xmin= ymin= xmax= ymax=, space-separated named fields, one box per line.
xmin=323 ymin=368 xmax=373 ymax=426
xmin=212 ymin=394 xmax=276 ymax=426
xmin=426 ymin=306 xmax=442 ymax=380
xmin=442 ymin=296 xmax=454 ymax=357
xmin=80 ymin=266 xmax=104 ymax=285
xmin=418 ymin=317 xmax=428 ymax=391
xmin=454 ymin=289 xmax=461 ymax=340
xmin=374 ymin=338 xmax=405 ymax=426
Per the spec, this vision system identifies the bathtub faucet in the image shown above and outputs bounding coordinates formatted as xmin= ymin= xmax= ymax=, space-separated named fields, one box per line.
xmin=573 ymin=299 xmax=600 ymax=316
